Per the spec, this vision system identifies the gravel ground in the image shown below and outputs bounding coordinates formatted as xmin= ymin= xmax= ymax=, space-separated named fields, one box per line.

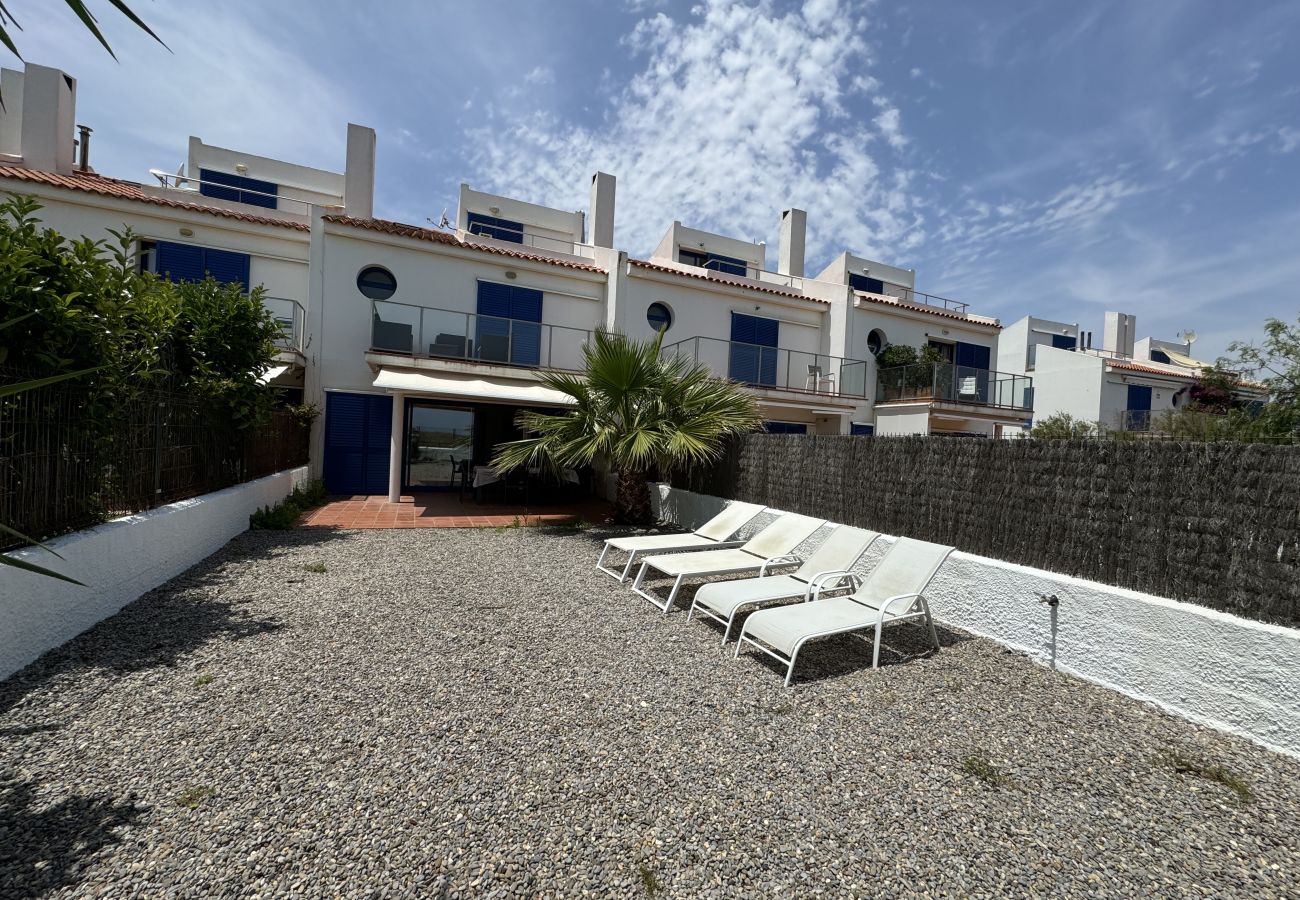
xmin=2 ymin=524 xmax=1299 ymax=898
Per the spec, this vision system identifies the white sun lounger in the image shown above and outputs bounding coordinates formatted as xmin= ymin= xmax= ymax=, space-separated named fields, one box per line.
xmin=630 ymin=512 xmax=826 ymax=613
xmin=735 ymin=537 xmax=954 ymax=686
xmin=595 ymin=501 xmax=766 ymax=582
xmin=687 ymin=525 xmax=881 ymax=644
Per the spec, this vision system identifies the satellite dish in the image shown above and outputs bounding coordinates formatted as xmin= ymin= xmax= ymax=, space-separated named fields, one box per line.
xmin=1179 ymin=330 xmax=1198 ymax=346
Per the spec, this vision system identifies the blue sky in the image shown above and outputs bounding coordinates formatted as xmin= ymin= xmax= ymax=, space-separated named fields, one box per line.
xmin=6 ymin=0 xmax=1300 ymax=359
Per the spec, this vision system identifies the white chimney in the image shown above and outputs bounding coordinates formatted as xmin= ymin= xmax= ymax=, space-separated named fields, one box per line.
xmin=777 ymin=208 xmax=806 ymax=277
xmin=344 ymin=123 xmax=376 ymax=218
xmin=589 ymin=171 xmax=616 ymax=248
xmin=1103 ymin=311 xmax=1136 ymax=358
xmin=0 ymin=68 xmax=26 ymax=157
xmin=19 ymin=64 xmax=77 ymax=174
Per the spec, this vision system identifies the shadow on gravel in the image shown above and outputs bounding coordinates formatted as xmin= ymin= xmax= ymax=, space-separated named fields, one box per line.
xmin=0 ymin=773 xmax=144 ymax=898
xmin=735 ymin=623 xmax=973 ymax=687
xmin=0 ymin=529 xmax=352 ymax=719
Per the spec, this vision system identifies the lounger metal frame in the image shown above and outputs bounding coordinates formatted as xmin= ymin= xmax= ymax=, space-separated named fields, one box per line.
xmin=734 ymin=592 xmax=941 ymax=687
xmin=685 ymin=569 xmax=862 ymax=644
xmin=630 ymin=552 xmax=804 ymax=614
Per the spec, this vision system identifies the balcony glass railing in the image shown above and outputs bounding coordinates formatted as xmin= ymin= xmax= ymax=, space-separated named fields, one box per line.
xmin=661 ymin=336 xmax=871 ymax=398
xmin=876 ymin=363 xmax=1032 ymax=410
xmin=1115 ymin=409 xmax=1153 ymax=432
xmin=370 ymin=299 xmax=592 ymax=371
xmin=264 ymin=296 xmax=305 ymax=353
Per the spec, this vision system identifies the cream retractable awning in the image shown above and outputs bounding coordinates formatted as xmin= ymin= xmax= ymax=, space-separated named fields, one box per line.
xmin=257 ymin=364 xmax=290 ymax=385
xmin=373 ymin=367 xmax=576 ymax=407
xmin=1161 ymin=349 xmax=1214 ymax=370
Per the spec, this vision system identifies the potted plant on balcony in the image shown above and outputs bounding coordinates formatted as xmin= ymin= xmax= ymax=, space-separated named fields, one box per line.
xmin=490 ymin=330 xmax=762 ymax=524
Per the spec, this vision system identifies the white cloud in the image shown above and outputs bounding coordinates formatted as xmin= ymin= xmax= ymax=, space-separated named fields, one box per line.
xmin=468 ymin=0 xmax=921 ymax=264
xmin=524 ymin=66 xmax=555 ymax=86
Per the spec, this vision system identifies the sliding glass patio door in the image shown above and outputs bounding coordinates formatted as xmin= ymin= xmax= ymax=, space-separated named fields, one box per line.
xmin=404 ymin=402 xmax=474 ymax=491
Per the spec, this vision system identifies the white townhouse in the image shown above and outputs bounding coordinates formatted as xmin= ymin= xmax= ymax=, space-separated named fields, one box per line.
xmin=1 ymin=59 xmax=1035 ymax=505
xmin=998 ymin=311 xmax=1266 ymax=432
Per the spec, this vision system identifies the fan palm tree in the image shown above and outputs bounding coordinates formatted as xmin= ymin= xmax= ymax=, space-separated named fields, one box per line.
xmin=491 ymin=330 xmax=762 ymax=524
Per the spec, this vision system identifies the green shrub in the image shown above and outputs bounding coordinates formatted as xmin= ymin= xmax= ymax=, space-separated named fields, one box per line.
xmin=249 ymin=480 xmax=328 ymax=530
xmin=1030 ymin=412 xmax=1100 ymax=440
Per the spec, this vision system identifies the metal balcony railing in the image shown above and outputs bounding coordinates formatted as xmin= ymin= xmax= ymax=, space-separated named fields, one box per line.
xmin=263 ymin=296 xmax=305 ymax=353
xmin=369 ymin=299 xmax=592 ymax=371
xmin=464 ymin=220 xmax=597 ymax=259
xmin=148 ymin=169 xmax=315 ymax=214
xmin=661 ymin=336 xmax=871 ymax=398
xmin=857 ymin=282 xmax=970 ymax=315
xmin=1115 ymin=409 xmax=1153 ymax=432
xmin=876 ymin=363 xmax=1032 ymax=411
xmin=697 ymin=258 xmax=804 ymax=290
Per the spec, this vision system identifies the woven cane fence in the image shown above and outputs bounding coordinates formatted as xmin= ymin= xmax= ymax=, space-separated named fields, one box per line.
xmin=674 ymin=435 xmax=1300 ymax=627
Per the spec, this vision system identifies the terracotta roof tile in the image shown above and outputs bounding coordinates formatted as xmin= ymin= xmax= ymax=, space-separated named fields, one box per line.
xmin=322 ymin=215 xmax=606 ymax=272
xmin=854 ymin=290 xmax=1000 ymax=328
xmin=0 ymin=165 xmax=310 ymax=231
xmin=628 ymin=258 xmax=824 ymax=303
xmin=1106 ymin=359 xmax=1199 ymax=378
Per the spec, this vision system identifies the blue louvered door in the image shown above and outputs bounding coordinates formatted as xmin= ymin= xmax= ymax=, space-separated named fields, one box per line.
xmin=476 ymin=282 xmax=543 ymax=366
xmin=955 ymin=342 xmax=992 ymax=403
xmin=323 ymin=392 xmax=393 ymax=495
xmin=729 ymin=313 xmax=778 ymax=385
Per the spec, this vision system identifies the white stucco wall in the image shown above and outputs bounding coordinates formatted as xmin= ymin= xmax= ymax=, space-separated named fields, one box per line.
xmin=0 ymin=466 xmax=309 ymax=680
xmin=649 ymin=484 xmax=1300 ymax=759
xmin=1027 ymin=345 xmax=1106 ymax=425
xmin=189 ymin=135 xmax=345 ymax=209
xmin=0 ymin=183 xmax=311 ymax=305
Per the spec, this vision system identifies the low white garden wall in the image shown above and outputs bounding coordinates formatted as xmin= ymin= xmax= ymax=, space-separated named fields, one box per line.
xmin=652 ymin=484 xmax=1300 ymax=759
xmin=0 ymin=466 xmax=309 ymax=680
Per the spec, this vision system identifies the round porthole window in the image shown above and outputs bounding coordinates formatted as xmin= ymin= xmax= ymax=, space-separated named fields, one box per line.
xmin=647 ymin=301 xmax=673 ymax=333
xmin=867 ymin=328 xmax=887 ymax=356
xmin=356 ymin=265 xmax=397 ymax=300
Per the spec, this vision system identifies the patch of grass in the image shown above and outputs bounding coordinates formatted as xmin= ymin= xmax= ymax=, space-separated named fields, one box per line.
xmin=249 ymin=479 xmax=328 ymax=530
xmin=1157 ymin=749 xmax=1254 ymax=803
xmin=638 ymin=861 xmax=661 ymax=897
xmin=961 ymin=754 xmax=1010 ymax=787
xmin=302 ymin=561 xmax=327 ymax=574
xmin=192 ymin=674 xmax=214 ymax=688
xmin=175 ymin=784 xmax=216 ymax=809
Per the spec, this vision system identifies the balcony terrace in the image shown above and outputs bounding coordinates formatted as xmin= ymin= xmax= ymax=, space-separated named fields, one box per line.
xmin=876 ymin=363 xmax=1032 ymax=411
xmin=369 ymin=299 xmax=592 ymax=372
xmin=662 ymin=336 xmax=871 ymax=400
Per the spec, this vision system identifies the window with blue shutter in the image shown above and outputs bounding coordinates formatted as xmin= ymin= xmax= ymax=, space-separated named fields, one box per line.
xmin=323 ymin=392 xmax=393 ymax=495
xmin=850 ymin=423 xmax=875 ymax=436
xmin=466 ymin=212 xmax=525 ymax=243
xmin=848 ymin=273 xmax=885 ymax=294
xmin=764 ymin=421 xmax=808 ymax=434
xmin=199 ymin=168 xmax=278 ymax=209
xmin=728 ymin=313 xmax=778 ymax=385
xmin=680 ymin=248 xmax=749 ymax=276
xmin=154 ymin=241 xmax=251 ymax=290
xmin=1051 ymin=334 xmax=1078 ymax=350
xmin=954 ymin=342 xmax=992 ymax=403
xmin=476 ymin=281 xmax=543 ymax=366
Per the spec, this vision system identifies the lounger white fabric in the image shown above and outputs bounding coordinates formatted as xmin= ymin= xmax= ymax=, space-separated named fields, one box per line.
xmin=687 ymin=526 xmax=881 ymax=643
xmin=595 ymin=501 xmax=766 ymax=582
xmin=630 ymin=512 xmax=826 ymax=613
xmin=735 ymin=536 xmax=954 ymax=686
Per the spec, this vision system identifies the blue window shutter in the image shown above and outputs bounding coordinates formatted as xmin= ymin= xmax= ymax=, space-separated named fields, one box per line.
xmin=850 ymin=423 xmax=875 ymax=436
xmin=848 ymin=273 xmax=884 ymax=294
xmin=466 ymin=212 xmax=524 ymax=243
xmin=765 ymin=422 xmax=807 ymax=434
xmin=475 ymin=281 xmax=512 ymax=363
xmin=363 ymin=395 xmax=393 ymax=494
xmin=199 ymin=168 xmax=278 ymax=209
xmin=155 ymin=241 xmax=204 ymax=282
xmin=1051 ymin=334 xmax=1077 ymax=350
xmin=508 ymin=286 xmax=543 ymax=366
xmin=729 ymin=313 xmax=778 ymax=385
xmin=1127 ymin=385 xmax=1152 ymax=411
xmin=201 ymin=248 xmax=251 ymax=289
xmin=476 ymin=281 xmax=512 ymax=318
xmin=955 ymin=342 xmax=990 ymax=369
